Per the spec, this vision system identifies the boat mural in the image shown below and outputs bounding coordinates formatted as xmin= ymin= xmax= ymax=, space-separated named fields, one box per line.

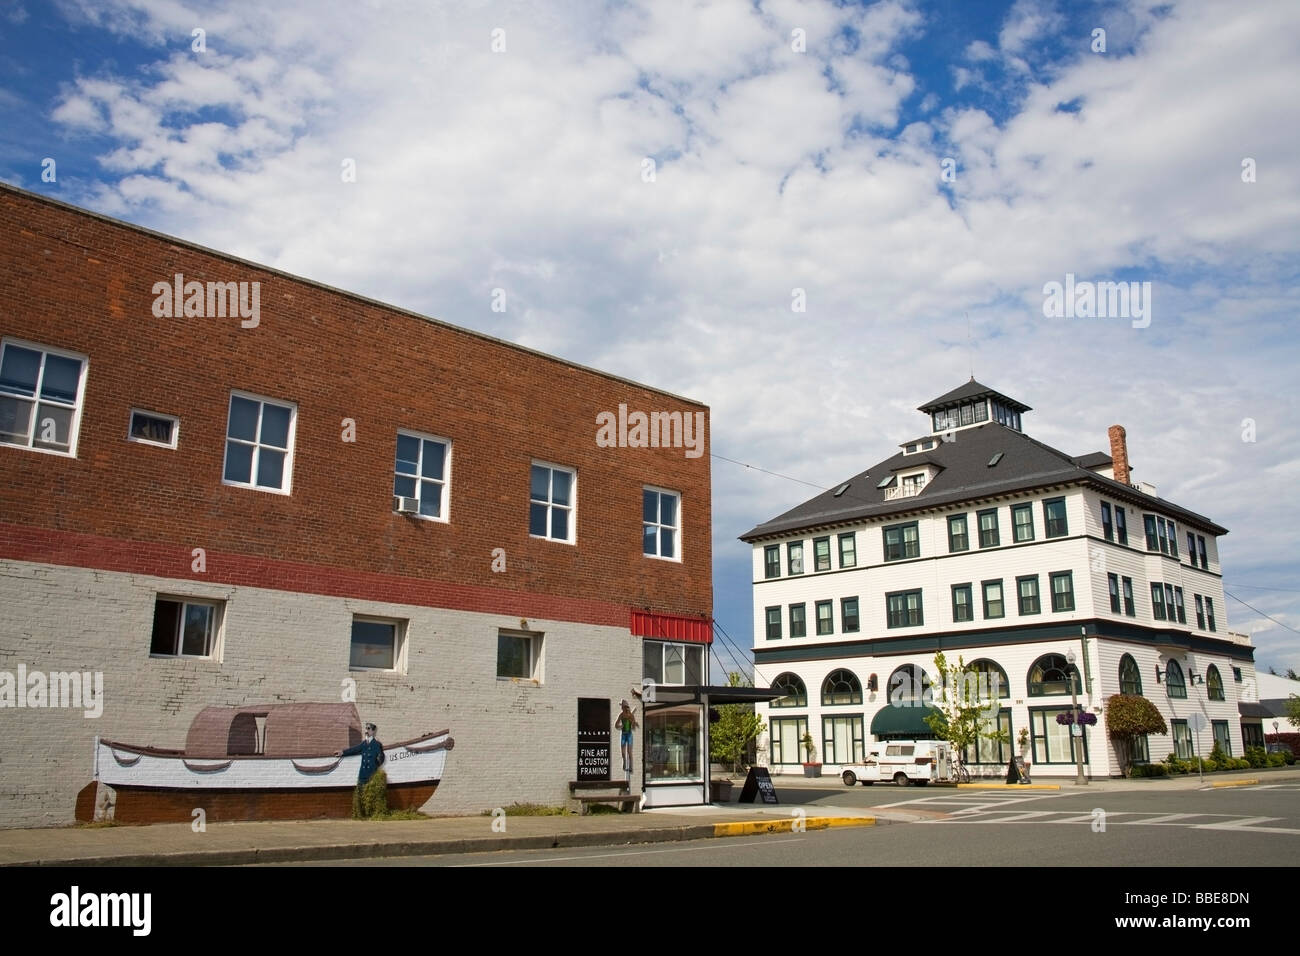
xmin=74 ymin=702 xmax=454 ymax=824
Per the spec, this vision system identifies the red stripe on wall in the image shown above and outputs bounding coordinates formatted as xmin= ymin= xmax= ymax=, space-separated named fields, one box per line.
xmin=0 ymin=523 xmax=631 ymax=628
xmin=630 ymin=609 xmax=712 ymax=644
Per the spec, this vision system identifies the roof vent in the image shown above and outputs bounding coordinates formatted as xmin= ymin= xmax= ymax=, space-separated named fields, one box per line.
xmin=987 ymin=452 xmax=1004 ymax=467
xmin=833 ymin=482 xmax=851 ymax=497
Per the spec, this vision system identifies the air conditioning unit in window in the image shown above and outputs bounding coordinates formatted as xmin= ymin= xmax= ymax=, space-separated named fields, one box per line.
xmin=394 ymin=496 xmax=419 ymax=514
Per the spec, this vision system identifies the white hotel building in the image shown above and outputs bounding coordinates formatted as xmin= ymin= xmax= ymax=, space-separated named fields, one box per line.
xmin=742 ymin=380 xmax=1262 ymax=779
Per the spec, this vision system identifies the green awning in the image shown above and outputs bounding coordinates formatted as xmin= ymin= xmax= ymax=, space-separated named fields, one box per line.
xmin=870 ymin=704 xmax=943 ymax=740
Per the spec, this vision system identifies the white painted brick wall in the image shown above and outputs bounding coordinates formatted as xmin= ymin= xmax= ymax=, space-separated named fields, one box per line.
xmin=0 ymin=560 xmax=641 ymax=828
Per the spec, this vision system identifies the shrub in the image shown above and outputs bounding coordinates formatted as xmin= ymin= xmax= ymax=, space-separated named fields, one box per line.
xmin=1245 ymin=746 xmax=1267 ymax=769
xmin=1131 ymin=763 xmax=1167 ymax=778
xmin=1267 ymin=753 xmax=1286 ymax=767
xmin=1209 ymin=742 xmax=1229 ymax=764
xmin=1201 ymin=758 xmax=1219 ymax=773
xmin=352 ymin=768 xmax=388 ymax=819
xmin=1236 ymin=758 xmax=1252 ymax=770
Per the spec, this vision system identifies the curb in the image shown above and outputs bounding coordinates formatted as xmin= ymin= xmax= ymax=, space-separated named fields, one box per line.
xmin=713 ymin=816 xmax=875 ymax=837
xmin=6 ymin=825 xmax=722 ymax=867
xmin=1210 ymin=778 xmax=1260 ymax=789
xmin=956 ymin=783 xmax=1061 ymax=790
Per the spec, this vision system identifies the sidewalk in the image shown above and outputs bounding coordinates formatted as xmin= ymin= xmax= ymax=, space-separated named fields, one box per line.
xmin=2 ymin=767 xmax=1294 ymax=866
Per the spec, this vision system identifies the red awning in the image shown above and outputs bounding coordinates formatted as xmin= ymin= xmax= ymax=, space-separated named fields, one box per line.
xmin=630 ymin=610 xmax=712 ymax=644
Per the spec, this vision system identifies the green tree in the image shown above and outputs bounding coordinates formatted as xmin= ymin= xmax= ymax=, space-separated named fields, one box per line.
xmin=922 ymin=652 xmax=1008 ymax=759
xmin=1106 ymin=694 xmax=1169 ymax=777
xmin=709 ymin=672 xmax=767 ymax=773
xmin=1285 ymin=694 xmax=1300 ymax=727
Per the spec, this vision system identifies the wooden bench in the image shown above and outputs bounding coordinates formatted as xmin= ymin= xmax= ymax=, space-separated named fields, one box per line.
xmin=569 ymin=780 xmax=640 ymax=815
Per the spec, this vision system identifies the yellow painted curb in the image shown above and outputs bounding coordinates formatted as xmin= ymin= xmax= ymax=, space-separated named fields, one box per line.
xmin=957 ymin=783 xmax=1061 ymax=790
xmin=1211 ymin=778 xmax=1259 ymax=788
xmin=713 ymin=816 xmax=875 ymax=837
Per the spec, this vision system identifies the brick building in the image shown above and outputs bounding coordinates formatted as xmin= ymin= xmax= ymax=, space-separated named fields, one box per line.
xmin=0 ymin=183 xmax=712 ymax=827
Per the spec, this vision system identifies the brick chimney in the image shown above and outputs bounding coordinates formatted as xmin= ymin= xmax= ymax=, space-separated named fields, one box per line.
xmin=1108 ymin=425 xmax=1131 ymax=486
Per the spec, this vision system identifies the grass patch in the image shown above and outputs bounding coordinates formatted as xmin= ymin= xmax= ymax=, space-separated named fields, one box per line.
xmin=75 ymin=820 xmax=121 ymax=828
xmin=481 ymin=802 xmax=571 ymax=817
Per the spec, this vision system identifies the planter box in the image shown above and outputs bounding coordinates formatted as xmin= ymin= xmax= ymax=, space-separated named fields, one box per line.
xmin=803 ymin=764 xmax=822 ymax=778
xmin=710 ymin=779 xmax=733 ymax=802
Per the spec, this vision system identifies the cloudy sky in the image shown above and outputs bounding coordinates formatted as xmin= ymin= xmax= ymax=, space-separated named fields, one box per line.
xmin=2 ymin=0 xmax=1298 ymax=676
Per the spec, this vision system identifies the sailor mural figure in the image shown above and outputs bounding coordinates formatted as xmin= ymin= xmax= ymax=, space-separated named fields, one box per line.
xmin=337 ymin=721 xmax=386 ymax=817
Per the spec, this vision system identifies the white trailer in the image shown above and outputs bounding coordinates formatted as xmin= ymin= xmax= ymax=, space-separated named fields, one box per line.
xmin=840 ymin=740 xmax=951 ymax=787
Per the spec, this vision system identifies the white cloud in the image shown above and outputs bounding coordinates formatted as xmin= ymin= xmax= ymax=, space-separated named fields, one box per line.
xmin=34 ymin=0 xmax=1300 ymax=661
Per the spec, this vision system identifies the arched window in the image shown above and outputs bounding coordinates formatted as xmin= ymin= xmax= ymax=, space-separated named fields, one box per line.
xmin=822 ymin=669 xmax=862 ymax=706
xmin=770 ymin=672 xmax=807 ymax=708
xmin=1164 ymin=659 xmax=1186 ymax=699
xmin=1027 ymin=654 xmax=1080 ymax=696
xmin=1119 ymin=654 xmax=1143 ymax=696
xmin=1206 ymin=664 xmax=1225 ymax=702
xmin=967 ymin=659 xmax=1010 ymax=699
xmin=888 ymin=664 xmax=932 ymax=705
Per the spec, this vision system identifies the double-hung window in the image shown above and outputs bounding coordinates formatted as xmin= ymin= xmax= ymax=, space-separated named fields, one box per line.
xmin=1108 ymin=573 xmax=1121 ymax=613
xmin=815 ymin=600 xmax=833 ymax=635
xmin=1171 ymin=719 xmax=1192 ymax=758
xmin=1011 ymin=503 xmax=1034 ymax=542
xmin=394 ymin=431 xmax=450 ymax=520
xmin=764 ymin=545 xmax=781 ymax=579
xmin=982 ymin=580 xmax=1004 ymax=619
xmin=788 ymin=541 xmax=804 ymax=575
xmin=1206 ymin=597 xmax=1216 ymax=631
xmin=1122 ymin=576 xmax=1135 ymax=616
xmin=1043 ymin=498 xmax=1068 ymax=538
xmin=1187 ymin=532 xmax=1197 ymax=561
xmin=841 ymin=597 xmax=860 ymax=632
xmin=224 ymin=392 xmax=296 ymax=493
xmin=838 ymin=533 xmax=856 ymax=568
xmin=1144 ymin=514 xmax=1159 ymax=551
xmin=789 ymin=603 xmax=807 ymax=638
xmin=642 ymin=487 xmax=680 ymax=559
xmin=1101 ymin=502 xmax=1113 ymax=541
xmin=0 ymin=339 xmax=88 ymax=456
xmin=1115 ymin=507 xmax=1128 ymax=545
xmin=1150 ymin=583 xmax=1167 ymax=620
xmin=886 ymin=590 xmax=923 ymax=628
xmin=978 ymin=509 xmax=1000 ymax=548
xmin=948 ymin=513 xmax=969 ymax=552
xmin=1049 ymin=571 xmax=1075 ymax=612
xmin=1197 ymin=536 xmax=1208 ymax=570
xmin=883 ymin=522 xmax=919 ymax=561
xmin=764 ymin=607 xmax=782 ymax=640
xmin=529 ymin=462 xmax=575 ymax=542
xmin=813 ymin=537 xmax=832 ymax=572
xmin=1017 ymin=576 xmax=1041 ymax=615
xmin=951 ymin=584 xmax=973 ymax=622
xmin=1195 ymin=594 xmax=1205 ymax=629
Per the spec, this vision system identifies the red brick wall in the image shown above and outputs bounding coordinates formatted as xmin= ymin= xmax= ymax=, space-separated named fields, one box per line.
xmin=0 ymin=185 xmax=711 ymax=620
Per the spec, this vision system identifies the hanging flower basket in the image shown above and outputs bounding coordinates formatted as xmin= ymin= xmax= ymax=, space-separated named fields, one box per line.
xmin=1056 ymin=711 xmax=1098 ymax=726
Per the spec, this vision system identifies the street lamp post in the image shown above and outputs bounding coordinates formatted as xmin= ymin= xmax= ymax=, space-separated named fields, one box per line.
xmin=1066 ymin=650 xmax=1088 ymax=785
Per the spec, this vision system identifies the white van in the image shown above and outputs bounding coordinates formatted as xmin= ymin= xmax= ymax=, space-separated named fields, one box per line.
xmin=840 ymin=740 xmax=951 ymax=786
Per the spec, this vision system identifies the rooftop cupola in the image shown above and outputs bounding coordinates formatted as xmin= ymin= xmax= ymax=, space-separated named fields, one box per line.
xmin=918 ymin=378 xmax=1031 ymax=435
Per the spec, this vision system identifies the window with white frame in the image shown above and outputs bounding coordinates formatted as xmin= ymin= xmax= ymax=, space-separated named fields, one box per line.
xmin=642 ymin=487 xmax=680 ymax=560
xmin=496 ymin=627 xmax=541 ymax=681
xmin=150 ymin=597 xmax=222 ymax=658
xmin=529 ymin=462 xmax=575 ymax=542
xmin=223 ymin=392 xmax=296 ymax=492
xmin=0 ymin=339 xmax=88 ymax=456
xmin=394 ymin=431 xmax=450 ymax=520
xmin=128 ymin=409 xmax=179 ymax=449
xmin=351 ymin=616 xmax=407 ymax=671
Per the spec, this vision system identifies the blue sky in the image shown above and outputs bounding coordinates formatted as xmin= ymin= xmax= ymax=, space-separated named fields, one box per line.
xmin=2 ymin=0 xmax=1298 ymax=677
